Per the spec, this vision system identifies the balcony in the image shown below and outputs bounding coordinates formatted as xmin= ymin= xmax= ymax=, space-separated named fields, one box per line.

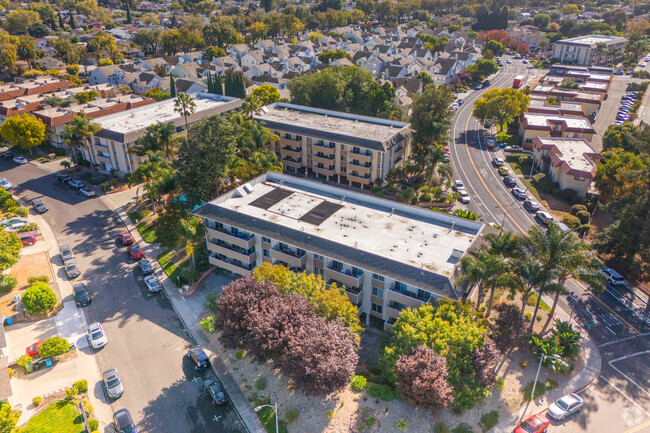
xmin=207 ymin=241 xmax=256 ymax=264
xmin=350 ymin=149 xmax=373 ymax=162
xmin=550 ymin=130 xmax=563 ymax=137
xmin=209 ymin=254 xmax=254 ymax=277
xmin=207 ymin=227 xmax=255 ymax=249
xmin=312 ymin=141 xmax=335 ymax=154
xmin=96 ymin=153 xmax=111 ymax=162
xmin=387 ymin=301 xmax=406 ymax=312
xmin=270 ymin=245 xmax=306 ymax=268
xmin=323 ymin=265 xmax=364 ymax=288
xmin=282 ymin=157 xmax=304 ymax=169
xmin=280 ymin=146 xmax=302 ymax=158
xmin=313 ymin=165 xmax=335 ymax=176
xmin=383 ymin=317 xmax=397 ymax=331
xmin=348 ymin=162 xmax=372 ymax=174
xmin=312 ymin=153 xmax=336 ymax=165
xmin=387 ymin=284 xmax=431 ymax=310
xmin=348 ymin=172 xmax=372 ymax=185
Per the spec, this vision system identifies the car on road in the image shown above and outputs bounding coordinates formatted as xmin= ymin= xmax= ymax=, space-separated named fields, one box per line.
xmin=474 ymin=84 xmax=482 ymax=90
xmin=453 ymin=180 xmax=465 ymax=191
xmin=17 ymin=233 xmax=37 ymax=246
xmin=204 ymin=377 xmax=228 ymax=405
xmin=64 ymin=259 xmax=81 ymax=279
xmin=31 ymin=198 xmax=48 ymax=213
xmin=139 ymin=259 xmax=154 ymax=276
xmin=512 ymin=187 xmax=528 ymax=200
xmin=1 ymin=151 xmax=13 ymax=160
xmin=504 ymin=176 xmax=517 ymax=187
xmin=68 ymin=179 xmax=85 ymax=189
xmin=547 ymin=393 xmax=583 ymax=420
xmin=513 ymin=414 xmax=549 ymax=433
xmin=459 ymin=190 xmax=471 ymax=203
xmin=127 ymin=245 xmax=144 ymax=261
xmin=486 ymin=139 xmax=496 ymax=148
xmin=457 ymin=99 xmax=464 ymax=105
xmin=498 ymin=166 xmax=511 ymax=176
xmin=492 ymin=157 xmax=504 ymax=167
xmin=187 ymin=346 xmax=210 ymax=370
xmin=73 ymin=282 xmax=91 ymax=307
xmin=103 ymin=368 xmax=124 ymax=399
xmin=535 ymin=211 xmax=554 ymax=227
xmin=144 ymin=275 xmax=162 ymax=293
xmin=482 ymin=79 xmax=491 ymax=88
xmin=602 ymin=267 xmax=626 ymax=287
xmin=26 ymin=340 xmax=45 ymax=357
xmin=87 ymin=322 xmax=108 ymax=349
xmin=506 ymin=59 xmax=512 ymax=64
xmin=13 ymin=156 xmax=27 ymax=165
xmin=523 ymin=199 xmax=540 ymax=212
xmin=59 ymin=244 xmax=74 ymax=262
xmin=119 ymin=232 xmax=135 ymax=246
xmin=79 ymin=187 xmax=96 ymax=197
xmin=55 ymin=174 xmax=72 ymax=183
xmin=522 ymin=59 xmax=528 ymax=64
xmin=0 ymin=178 xmax=12 ymax=190
xmin=113 ymin=408 xmax=137 ymax=433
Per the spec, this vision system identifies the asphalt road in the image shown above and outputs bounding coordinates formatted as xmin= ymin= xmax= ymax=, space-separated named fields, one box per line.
xmin=450 ymin=56 xmax=650 ymax=433
xmin=0 ymin=160 xmax=243 ymax=433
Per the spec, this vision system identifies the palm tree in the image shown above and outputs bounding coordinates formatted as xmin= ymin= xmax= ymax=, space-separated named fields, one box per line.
xmin=61 ymin=114 xmax=101 ymax=173
xmin=416 ymin=145 xmax=445 ymax=188
xmin=241 ymin=95 xmax=262 ymax=118
xmin=173 ymin=92 xmax=196 ymax=136
xmin=17 ymin=37 xmax=37 ymax=70
xmin=458 ymin=249 xmax=510 ymax=316
xmin=131 ymin=151 xmax=171 ymax=214
xmin=131 ymin=122 xmax=178 ymax=159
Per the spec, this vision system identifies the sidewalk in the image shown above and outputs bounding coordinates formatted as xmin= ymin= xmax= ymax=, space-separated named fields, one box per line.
xmin=100 ymin=191 xmax=266 ymax=433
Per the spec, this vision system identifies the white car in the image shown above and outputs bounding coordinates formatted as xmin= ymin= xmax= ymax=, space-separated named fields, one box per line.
xmin=79 ymin=188 xmax=96 ymax=197
xmin=451 ymin=103 xmax=459 ymax=110
xmin=143 ymin=275 xmax=162 ymax=293
xmin=13 ymin=156 xmax=27 ymax=164
xmin=492 ymin=157 xmax=504 ymax=167
xmin=5 ymin=222 xmax=26 ymax=232
xmin=453 ymin=180 xmax=465 ymax=191
xmin=602 ymin=267 xmax=626 ymax=287
xmin=0 ymin=178 xmax=12 ymax=190
xmin=87 ymin=322 xmax=108 ymax=349
xmin=506 ymin=59 xmax=512 ymax=64
xmin=68 ymin=179 xmax=84 ymax=189
xmin=459 ymin=190 xmax=471 ymax=204
xmin=548 ymin=393 xmax=583 ymax=420
xmin=512 ymin=187 xmax=528 ymax=200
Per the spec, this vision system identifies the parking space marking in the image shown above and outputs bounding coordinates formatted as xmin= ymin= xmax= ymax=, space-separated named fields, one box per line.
xmin=609 ymin=351 xmax=650 ymax=398
xmin=606 ymin=326 xmax=616 ymax=336
xmin=601 ymin=376 xmax=650 ymax=417
xmin=624 ymin=419 xmax=650 ymax=433
xmin=599 ymin=332 xmax=650 ymax=348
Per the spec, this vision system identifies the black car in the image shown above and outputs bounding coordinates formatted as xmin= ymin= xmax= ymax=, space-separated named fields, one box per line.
xmin=187 ymin=346 xmax=210 ymax=370
xmin=73 ymin=283 xmax=91 ymax=307
xmin=0 ymin=151 xmax=13 ymax=160
xmin=113 ymin=409 xmax=137 ymax=433
xmin=138 ymin=259 xmax=154 ymax=276
xmin=504 ymin=176 xmax=517 ymax=187
xmin=482 ymin=79 xmax=491 ymax=88
xmin=55 ymin=174 xmax=72 ymax=183
xmin=204 ymin=378 xmax=228 ymax=405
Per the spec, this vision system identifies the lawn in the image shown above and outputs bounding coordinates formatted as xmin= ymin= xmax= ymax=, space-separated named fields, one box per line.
xmin=158 ymin=248 xmax=189 ymax=286
xmin=127 ymin=210 xmax=158 ymax=243
xmin=527 ymin=293 xmax=551 ymax=312
xmin=22 ymin=400 xmax=84 ymax=433
xmin=249 ymin=395 xmax=288 ymax=433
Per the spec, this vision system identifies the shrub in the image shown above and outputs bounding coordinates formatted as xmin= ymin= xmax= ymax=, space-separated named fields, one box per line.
xmin=39 ymin=336 xmax=70 ymax=359
xmin=65 ymin=387 xmax=77 ymax=401
xmin=199 ymin=316 xmax=216 ymax=333
xmin=350 ymin=375 xmax=367 ymax=391
xmin=490 ymin=303 xmax=524 ymax=352
xmin=326 ymin=409 xmax=335 ymax=420
xmin=420 ymin=192 xmax=432 ymax=202
xmin=367 ymin=416 xmax=377 ymax=427
xmin=435 ymin=423 xmax=451 ymax=433
xmin=367 ymin=384 xmax=382 ymax=398
xmin=562 ymin=215 xmax=580 ymax=229
xmin=32 ymin=396 xmax=43 ymax=407
xmin=73 ymin=379 xmax=88 ymax=393
xmin=27 ymin=275 xmax=49 ymax=285
xmin=88 ymin=419 xmax=99 ymax=430
xmin=367 ymin=365 xmax=382 ymax=376
xmin=0 ymin=275 xmax=18 ymax=292
xmin=575 ymin=210 xmax=590 ymax=224
xmin=570 ymin=204 xmax=587 ymax=215
xmin=18 ymin=222 xmax=39 ymax=233
xmin=15 ymin=207 xmax=29 ymax=217
xmin=552 ymin=187 xmax=561 ymax=197
xmin=17 ymin=355 xmax=32 ymax=368
xmin=255 ymin=377 xmax=267 ymax=391
xmin=396 ymin=418 xmax=409 ymax=431
xmin=479 ymin=410 xmax=499 ymax=432
xmin=452 ymin=422 xmax=474 ymax=433
xmin=7 ymin=368 xmax=13 ymax=378
xmin=22 ymin=281 xmax=57 ymax=314
xmin=495 ymin=377 xmax=505 ymax=391
xmin=560 ymin=188 xmax=577 ymax=201
xmin=285 ymin=408 xmax=299 ymax=423
xmin=379 ymin=384 xmax=396 ymax=401
xmin=235 ymin=350 xmax=246 ymax=360
xmin=399 ymin=188 xmax=416 ymax=203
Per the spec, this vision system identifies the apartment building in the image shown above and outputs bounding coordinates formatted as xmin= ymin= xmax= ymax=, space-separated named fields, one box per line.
xmin=527 ymin=97 xmax=585 ymax=117
xmin=85 ymin=93 xmax=242 ymax=174
xmin=532 ymin=137 xmax=603 ymax=197
xmin=519 ymin=112 xmax=596 ymax=145
xmin=530 ymin=85 xmax=603 ymax=117
xmin=551 ymin=35 xmax=627 ymax=66
xmin=253 ymin=103 xmax=412 ymax=189
xmin=192 ymin=172 xmax=486 ymax=330
xmin=0 ymin=77 xmax=72 ymax=102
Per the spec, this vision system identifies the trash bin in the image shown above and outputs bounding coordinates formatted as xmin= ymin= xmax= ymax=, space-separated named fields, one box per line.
xmin=4 ymin=317 xmax=12 ymax=326
xmin=45 ymin=358 xmax=52 ymax=368
xmin=13 ymin=295 xmax=20 ymax=304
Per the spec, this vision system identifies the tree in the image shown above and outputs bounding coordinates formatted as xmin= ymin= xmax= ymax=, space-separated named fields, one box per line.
xmin=61 ymin=114 xmax=100 ymax=169
xmin=170 ymin=75 xmax=176 ymax=98
xmin=472 ymin=338 xmax=500 ymax=386
xmin=0 ymin=230 xmax=21 ymax=272
xmin=132 ymin=122 xmax=177 ymax=159
xmin=490 ymin=303 xmax=524 ymax=352
xmin=4 ymin=10 xmax=41 ymax=35
xmin=22 ymin=281 xmax=57 ymax=314
xmin=0 ymin=402 xmax=19 ymax=433
xmin=223 ymin=70 xmax=246 ymax=98
xmin=0 ymin=113 xmax=45 ymax=154
xmin=132 ymin=151 xmax=172 ymax=213
xmin=260 ymin=0 xmax=275 ymax=12
xmin=395 ymin=346 xmax=454 ymax=412
xmin=318 ymin=49 xmax=350 ymax=63
xmin=484 ymin=40 xmax=505 ymax=57
xmin=204 ymin=45 xmax=226 ymax=61
xmin=173 ymin=93 xmax=196 ymax=135
xmin=458 ymin=249 xmax=510 ymax=316
xmin=473 ymin=88 xmax=530 ymax=132
xmin=145 ymin=88 xmax=171 ymax=101
xmin=533 ymin=14 xmax=551 ymax=29
xmin=410 ymin=84 xmax=456 ymax=147
xmin=39 ymin=336 xmax=70 ymax=358
xmin=247 ymin=21 xmax=269 ymax=41
xmin=202 ymin=17 xmax=244 ymax=47
xmin=250 ymin=84 xmax=281 ymax=106
xmin=174 ymin=114 xmax=237 ymax=206
xmin=466 ymin=59 xmax=499 ymax=82
xmin=17 ymin=36 xmax=38 ymax=70
xmin=561 ymin=4 xmax=580 ymax=15
xmin=133 ymin=29 xmax=162 ymax=54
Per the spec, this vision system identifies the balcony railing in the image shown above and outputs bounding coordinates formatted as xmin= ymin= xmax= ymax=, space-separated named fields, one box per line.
xmin=349 ymin=161 xmax=371 ymax=168
xmin=313 ymin=141 xmax=335 ymax=149
xmin=350 ymin=149 xmax=372 ymax=156
xmin=282 ymin=146 xmax=303 ymax=153
xmin=550 ymin=130 xmax=563 ymax=137
xmin=209 ymin=254 xmax=255 ymax=275
xmin=389 ymin=284 xmax=431 ymax=302
xmin=314 ymin=153 xmax=335 ymax=160
xmin=208 ymin=240 xmax=255 ymax=263
xmin=388 ymin=301 xmax=405 ymax=311
xmin=213 ymin=226 xmax=254 ymax=241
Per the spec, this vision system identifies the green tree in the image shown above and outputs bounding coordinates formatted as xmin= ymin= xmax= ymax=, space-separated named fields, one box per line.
xmin=466 ymin=59 xmax=499 ymax=82
xmin=39 ymin=336 xmax=70 ymax=358
xmin=473 ymin=88 xmax=530 ymax=132
xmin=483 ymin=40 xmax=505 ymax=57
xmin=204 ymin=45 xmax=226 ymax=61
xmin=17 ymin=36 xmax=38 ymax=70
xmin=533 ymin=13 xmax=550 ymax=29
xmin=0 ymin=112 xmax=46 ymax=154
xmin=0 ymin=402 xmax=19 ymax=433
xmin=132 ymin=151 xmax=172 ymax=213
xmin=131 ymin=122 xmax=178 ymax=159
xmin=250 ymin=84 xmax=281 ymax=105
xmin=4 ymin=10 xmax=41 ymax=35
xmin=145 ymin=88 xmax=171 ymax=101
xmin=318 ymin=49 xmax=350 ymax=63
xmin=61 ymin=114 xmax=100 ymax=169
xmin=173 ymin=92 xmax=196 ymax=135
xmin=0 ymin=230 xmax=21 ymax=272
xmin=410 ymin=84 xmax=456 ymax=147
xmin=202 ymin=16 xmax=244 ymax=47
xmin=458 ymin=249 xmax=510 ymax=316
xmin=22 ymin=281 xmax=57 ymax=314
xmin=170 ymin=75 xmax=176 ymax=97
xmin=561 ymin=4 xmax=580 ymax=15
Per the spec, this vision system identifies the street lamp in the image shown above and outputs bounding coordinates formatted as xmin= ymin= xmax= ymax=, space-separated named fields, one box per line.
xmin=530 ymin=354 xmax=569 ymax=401
xmin=254 ymin=403 xmax=279 ymax=433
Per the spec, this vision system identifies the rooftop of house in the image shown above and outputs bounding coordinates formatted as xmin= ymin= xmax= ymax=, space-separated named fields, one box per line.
xmin=528 ymin=97 xmax=584 ymax=114
xmin=533 ymin=137 xmax=603 ymax=176
xmin=522 ymin=112 xmax=595 ymax=132
xmin=254 ymin=103 xmax=411 ymax=151
xmin=555 ymin=34 xmax=627 ymax=47
xmin=194 ymin=172 xmax=485 ymax=296
xmin=34 ymin=94 xmax=152 ymax=125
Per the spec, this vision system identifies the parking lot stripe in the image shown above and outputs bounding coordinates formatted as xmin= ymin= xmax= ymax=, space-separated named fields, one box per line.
xmin=574 ymin=281 xmax=641 ymax=334
xmin=609 ymin=351 xmax=650 ymax=398
xmin=624 ymin=419 xmax=650 ymax=433
xmin=601 ymin=376 xmax=650 ymax=417
xmin=599 ymin=332 xmax=650 ymax=348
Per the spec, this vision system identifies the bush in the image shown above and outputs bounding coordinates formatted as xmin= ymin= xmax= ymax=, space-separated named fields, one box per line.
xmin=27 ymin=275 xmax=49 ymax=285
xmin=562 ymin=214 xmax=581 ymax=229
xmin=255 ymin=377 xmax=267 ymax=391
xmin=531 ymin=172 xmax=554 ymax=193
xmin=479 ymin=410 xmax=499 ymax=432
xmin=199 ymin=316 xmax=216 ymax=333
xmin=73 ymin=379 xmax=88 ymax=393
xmin=65 ymin=387 xmax=76 ymax=401
xmin=285 ymin=408 xmax=299 ymax=423
xmin=575 ymin=210 xmax=590 ymax=224
xmin=452 ymin=422 xmax=474 ymax=433
xmin=18 ymin=222 xmax=39 ymax=233
xmin=552 ymin=187 xmax=561 ymax=197
xmin=0 ymin=275 xmax=18 ymax=292
xmin=570 ymin=204 xmax=587 ymax=215
xmin=435 ymin=423 xmax=451 ymax=433
xmin=235 ymin=349 xmax=246 ymax=360
xmin=560 ymin=188 xmax=577 ymax=201
xmin=350 ymin=375 xmax=367 ymax=391
xmin=17 ymin=355 xmax=32 ymax=368
xmin=420 ymin=192 xmax=432 ymax=202
xmin=7 ymin=368 xmax=13 ymax=378
xmin=367 ymin=384 xmax=382 ymax=398
xmin=495 ymin=377 xmax=505 ymax=390
xmin=22 ymin=281 xmax=57 ymax=314
xmin=379 ymin=384 xmax=396 ymax=401
xmin=32 ymin=396 xmax=43 ymax=407
xmin=396 ymin=418 xmax=409 ymax=431
xmin=39 ymin=336 xmax=70 ymax=359
xmin=15 ymin=207 xmax=29 ymax=217
xmin=395 ymin=346 xmax=453 ymax=411
xmin=326 ymin=409 xmax=335 ymax=420
xmin=88 ymin=419 xmax=99 ymax=430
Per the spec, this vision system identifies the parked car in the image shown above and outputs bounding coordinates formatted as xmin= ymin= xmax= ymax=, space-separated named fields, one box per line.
xmin=31 ymin=198 xmax=48 ymax=213
xmin=453 ymin=180 xmax=465 ymax=191
xmin=548 ymin=393 xmax=584 ymax=420
xmin=204 ymin=378 xmax=228 ymax=405
xmin=486 ymin=139 xmax=496 ymax=148
xmin=506 ymin=59 xmax=512 ymax=64
xmin=451 ymin=103 xmax=459 ymax=110
xmin=103 ymin=368 xmax=124 ymax=399
xmin=513 ymin=414 xmax=549 ymax=433
xmin=73 ymin=283 xmax=91 ymax=307
xmin=139 ymin=259 xmax=154 ymax=276
xmin=0 ymin=151 xmax=13 ymax=160
xmin=523 ymin=200 xmax=540 ymax=212
xmin=68 ymin=179 xmax=84 ymax=189
xmin=492 ymin=157 xmax=504 ymax=167
xmin=0 ymin=178 xmax=12 ymax=190
xmin=506 ymin=145 xmax=523 ymax=153
xmin=0 ymin=217 xmax=27 ymax=227
xmin=535 ymin=211 xmax=554 ymax=227
xmin=459 ymin=190 xmax=471 ymax=204
xmin=55 ymin=174 xmax=72 ymax=183
xmin=474 ymin=84 xmax=482 ymax=90
xmin=26 ymin=340 xmax=45 ymax=357
xmin=143 ymin=275 xmax=162 ymax=293
xmin=457 ymin=99 xmax=464 ymax=105
xmin=498 ymin=166 xmax=511 ymax=176
xmin=87 ymin=322 xmax=108 ymax=349
xmin=119 ymin=232 xmax=135 ymax=246
xmin=504 ymin=176 xmax=517 ymax=187
xmin=128 ymin=245 xmax=144 ymax=261
xmin=64 ymin=259 xmax=81 ymax=279
xmin=113 ymin=409 xmax=137 ymax=433
xmin=187 ymin=346 xmax=210 ymax=370
xmin=602 ymin=267 xmax=626 ymax=287
xmin=79 ymin=188 xmax=96 ymax=197
xmin=17 ymin=233 xmax=37 ymax=246
xmin=59 ymin=244 xmax=75 ymax=262
xmin=512 ymin=187 xmax=528 ymax=200
xmin=5 ymin=222 xmax=26 ymax=232
xmin=13 ymin=156 xmax=27 ymax=165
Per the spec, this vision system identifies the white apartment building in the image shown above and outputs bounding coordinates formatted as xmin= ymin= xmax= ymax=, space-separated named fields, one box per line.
xmin=552 ymin=35 xmax=627 ymax=66
xmin=193 ymin=172 xmax=486 ymax=330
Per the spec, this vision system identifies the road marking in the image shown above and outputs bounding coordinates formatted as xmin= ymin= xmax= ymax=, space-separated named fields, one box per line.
xmin=606 ymin=326 xmax=616 ymax=335
xmin=573 ymin=281 xmax=641 ymax=335
xmin=624 ymin=419 xmax=650 ymax=433
xmin=213 ymin=415 xmax=222 ymax=422
xmin=601 ymin=376 xmax=650 ymax=417
xmin=599 ymin=332 xmax=650 ymax=348
xmin=609 ymin=350 xmax=650 ymax=398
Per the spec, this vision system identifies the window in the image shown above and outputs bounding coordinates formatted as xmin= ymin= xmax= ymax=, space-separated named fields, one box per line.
xmin=296 ymin=135 xmax=302 ymax=141
xmin=372 ymin=274 xmax=385 ymax=281
xmin=263 ymin=249 xmax=270 ymax=258
xmin=262 ymin=237 xmax=271 ymax=243
xmin=341 ymin=166 xmax=346 ymax=173
xmin=341 ymin=155 xmax=347 ymax=162
xmin=372 ymin=287 xmax=384 ymax=299
xmin=371 ymin=303 xmax=383 ymax=314
xmin=332 ymin=260 xmax=343 ymax=269
xmin=574 ymin=176 xmax=586 ymax=181
xmin=313 ymin=254 xmax=324 ymax=260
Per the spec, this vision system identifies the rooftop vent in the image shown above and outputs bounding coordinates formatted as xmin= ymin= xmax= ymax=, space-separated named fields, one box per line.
xmin=450 ymin=248 xmax=464 ymax=260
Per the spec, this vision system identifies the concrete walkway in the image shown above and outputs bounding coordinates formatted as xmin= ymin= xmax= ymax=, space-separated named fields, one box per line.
xmin=99 ymin=191 xmax=266 ymax=433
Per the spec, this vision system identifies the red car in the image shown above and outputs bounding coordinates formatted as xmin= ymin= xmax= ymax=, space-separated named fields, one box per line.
xmin=26 ymin=340 xmax=45 ymax=357
xmin=119 ymin=232 xmax=135 ymax=246
xmin=127 ymin=245 xmax=144 ymax=261
xmin=513 ymin=414 xmax=550 ymax=433
xmin=17 ymin=233 xmax=37 ymax=246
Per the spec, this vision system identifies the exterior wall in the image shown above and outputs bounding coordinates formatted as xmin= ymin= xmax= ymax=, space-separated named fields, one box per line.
xmin=520 ymin=126 xmax=594 ymax=144
xmin=532 ymin=146 xmax=591 ymax=197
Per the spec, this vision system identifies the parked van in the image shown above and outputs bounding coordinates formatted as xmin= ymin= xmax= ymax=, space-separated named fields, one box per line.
xmin=535 ymin=211 xmax=554 ymax=227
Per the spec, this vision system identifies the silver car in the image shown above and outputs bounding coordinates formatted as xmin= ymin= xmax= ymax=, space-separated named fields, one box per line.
xmin=103 ymin=368 xmax=124 ymax=399
xmin=548 ymin=393 xmax=583 ymax=420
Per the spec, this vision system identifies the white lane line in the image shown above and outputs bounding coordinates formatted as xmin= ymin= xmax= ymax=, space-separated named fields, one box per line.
xmin=609 ymin=350 xmax=650 ymax=398
xmin=599 ymin=332 xmax=650 ymax=348
xmin=606 ymin=326 xmax=617 ymax=335
xmin=600 ymin=376 xmax=650 ymax=417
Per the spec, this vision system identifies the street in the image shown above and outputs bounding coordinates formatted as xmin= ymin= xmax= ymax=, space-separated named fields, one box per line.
xmin=0 ymin=159 xmax=242 ymax=433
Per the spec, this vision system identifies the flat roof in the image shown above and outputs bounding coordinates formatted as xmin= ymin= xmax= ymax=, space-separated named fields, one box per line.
xmin=533 ymin=137 xmax=602 ymax=176
xmin=522 ymin=112 xmax=595 ymax=132
xmin=556 ymin=35 xmax=627 ymax=47
xmin=254 ymin=102 xmax=411 ymax=151
xmin=193 ymin=172 xmax=485 ymax=298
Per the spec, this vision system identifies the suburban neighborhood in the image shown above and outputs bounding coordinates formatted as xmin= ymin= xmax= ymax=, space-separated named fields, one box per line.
xmin=0 ymin=0 xmax=649 ymax=433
